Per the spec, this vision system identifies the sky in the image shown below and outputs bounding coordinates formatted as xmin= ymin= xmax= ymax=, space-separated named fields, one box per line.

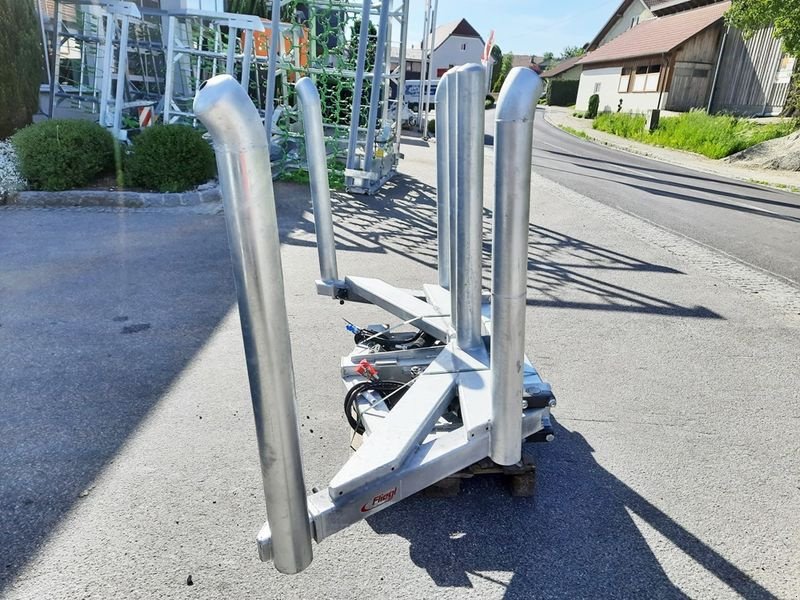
xmin=405 ymin=0 xmax=624 ymax=56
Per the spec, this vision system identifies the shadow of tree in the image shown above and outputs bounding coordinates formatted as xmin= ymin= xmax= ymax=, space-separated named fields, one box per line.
xmin=284 ymin=173 xmax=721 ymax=319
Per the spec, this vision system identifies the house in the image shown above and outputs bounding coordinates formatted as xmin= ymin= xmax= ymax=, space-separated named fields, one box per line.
xmin=395 ymin=18 xmax=484 ymax=81
xmin=425 ymin=18 xmax=484 ymax=78
xmin=541 ymin=55 xmax=583 ymax=81
xmin=575 ymin=0 xmax=796 ymax=116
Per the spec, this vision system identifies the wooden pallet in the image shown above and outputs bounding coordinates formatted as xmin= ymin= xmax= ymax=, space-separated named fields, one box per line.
xmin=424 ymin=445 xmax=537 ymax=498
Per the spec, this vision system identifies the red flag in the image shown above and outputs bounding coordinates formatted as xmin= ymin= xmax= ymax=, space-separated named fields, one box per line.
xmin=482 ymin=30 xmax=495 ymax=62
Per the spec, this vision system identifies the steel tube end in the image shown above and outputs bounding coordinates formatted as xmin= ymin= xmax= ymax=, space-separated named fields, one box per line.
xmin=495 ymin=67 xmax=544 ymax=123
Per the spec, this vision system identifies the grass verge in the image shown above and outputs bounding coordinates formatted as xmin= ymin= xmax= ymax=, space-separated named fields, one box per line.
xmin=558 ymin=125 xmax=590 ymax=140
xmin=593 ymin=110 xmax=798 ymax=159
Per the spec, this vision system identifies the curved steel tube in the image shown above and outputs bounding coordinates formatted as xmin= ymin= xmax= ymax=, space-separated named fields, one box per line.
xmin=453 ymin=64 xmax=485 ymax=350
xmin=434 ymin=74 xmax=450 ymax=290
xmin=193 ymin=75 xmax=313 ymax=574
xmin=490 ymin=67 xmax=544 ymax=465
xmin=296 ymin=77 xmax=339 ymax=284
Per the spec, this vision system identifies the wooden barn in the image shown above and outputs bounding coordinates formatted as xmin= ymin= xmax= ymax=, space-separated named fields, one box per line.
xmin=575 ymin=0 xmax=796 ymax=116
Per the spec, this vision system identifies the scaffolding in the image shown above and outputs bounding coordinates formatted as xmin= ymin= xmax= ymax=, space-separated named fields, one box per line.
xmin=41 ymin=1 xmax=166 ymax=139
xmin=38 ymin=0 xmax=410 ymax=193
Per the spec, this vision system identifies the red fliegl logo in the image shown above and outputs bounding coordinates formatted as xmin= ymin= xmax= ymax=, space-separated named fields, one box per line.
xmin=360 ymin=487 xmax=397 ymax=512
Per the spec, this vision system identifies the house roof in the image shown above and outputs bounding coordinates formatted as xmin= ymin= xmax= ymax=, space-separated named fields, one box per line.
xmin=425 ymin=18 xmax=483 ymax=50
xmin=392 ymin=46 xmax=423 ymax=61
xmin=541 ymin=55 xmax=583 ymax=78
xmin=650 ymin=0 xmax=725 ymax=16
xmin=578 ymin=0 xmax=729 ymax=65
xmin=511 ymin=54 xmax=534 ymax=68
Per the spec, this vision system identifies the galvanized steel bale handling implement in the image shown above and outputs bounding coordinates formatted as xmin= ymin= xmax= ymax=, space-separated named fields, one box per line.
xmin=193 ymin=63 xmax=555 ymax=574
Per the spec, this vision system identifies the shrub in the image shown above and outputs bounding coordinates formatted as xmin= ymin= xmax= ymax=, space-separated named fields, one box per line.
xmin=126 ymin=125 xmax=215 ymax=192
xmin=546 ymin=80 xmax=579 ymax=107
xmin=427 ymin=118 xmax=435 ymax=136
xmin=586 ymin=94 xmax=600 ymax=119
xmin=0 ymin=0 xmax=43 ymax=139
xmin=0 ymin=139 xmax=27 ymax=196
xmin=12 ymin=119 xmax=114 ymax=190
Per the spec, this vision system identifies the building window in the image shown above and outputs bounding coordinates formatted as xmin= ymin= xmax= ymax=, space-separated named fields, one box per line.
xmin=461 ymin=43 xmax=466 ymax=51
xmin=630 ymin=15 xmax=639 ymax=29
xmin=644 ymin=64 xmax=661 ymax=92
xmin=632 ymin=66 xmax=648 ymax=92
xmin=593 ymin=82 xmax=601 ymax=94
xmin=618 ymin=67 xmax=631 ymax=92
xmin=631 ymin=64 xmax=661 ymax=92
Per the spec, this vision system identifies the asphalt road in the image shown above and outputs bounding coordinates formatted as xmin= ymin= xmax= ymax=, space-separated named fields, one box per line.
xmin=487 ymin=108 xmax=800 ymax=285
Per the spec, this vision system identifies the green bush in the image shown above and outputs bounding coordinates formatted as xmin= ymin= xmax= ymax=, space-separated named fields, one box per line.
xmin=546 ymin=80 xmax=580 ymax=107
xmin=126 ymin=125 xmax=215 ymax=192
xmin=593 ymin=109 xmax=799 ymax=159
xmin=0 ymin=0 xmax=43 ymax=139
xmin=427 ymin=118 xmax=435 ymax=136
xmin=12 ymin=119 xmax=114 ymax=190
xmin=586 ymin=94 xmax=600 ymax=119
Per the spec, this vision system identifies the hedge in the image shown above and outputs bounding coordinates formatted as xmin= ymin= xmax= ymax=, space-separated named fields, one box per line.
xmin=0 ymin=0 xmax=43 ymax=139
xmin=546 ymin=80 xmax=579 ymax=107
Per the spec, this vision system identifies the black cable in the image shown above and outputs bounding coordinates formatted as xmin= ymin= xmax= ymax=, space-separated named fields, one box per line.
xmin=353 ymin=328 xmax=436 ymax=351
xmin=344 ymin=380 xmax=408 ymax=434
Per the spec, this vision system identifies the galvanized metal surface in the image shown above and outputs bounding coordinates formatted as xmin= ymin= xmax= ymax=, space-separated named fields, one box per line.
xmin=434 ymin=74 xmax=450 ymax=290
xmin=452 ymin=64 xmax=485 ymax=351
xmin=193 ymin=75 xmax=313 ymax=574
xmin=296 ymin=77 xmax=339 ymax=284
xmin=490 ymin=66 xmax=544 ymax=465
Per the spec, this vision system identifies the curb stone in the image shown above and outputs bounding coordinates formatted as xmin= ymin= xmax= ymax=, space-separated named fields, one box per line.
xmin=3 ymin=187 xmax=222 ymax=208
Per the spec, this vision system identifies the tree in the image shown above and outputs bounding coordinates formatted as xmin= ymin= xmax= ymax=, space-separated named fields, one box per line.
xmin=726 ymin=0 xmax=800 ymax=54
xmin=559 ymin=45 xmax=585 ymax=60
xmin=490 ymin=44 xmax=503 ymax=91
xmin=0 ymin=0 xmax=43 ymax=139
xmin=492 ymin=52 xmax=514 ymax=93
xmin=542 ymin=51 xmax=555 ymax=63
xmin=726 ymin=0 xmax=800 ymax=116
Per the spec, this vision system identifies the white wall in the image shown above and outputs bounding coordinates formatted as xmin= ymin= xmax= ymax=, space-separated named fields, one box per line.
xmin=430 ymin=35 xmax=484 ymax=78
xmin=577 ymin=67 xmax=667 ymax=112
xmin=576 ymin=67 xmax=622 ymax=111
xmin=617 ymin=91 xmax=667 ymax=112
xmin=600 ymin=0 xmax=654 ymax=46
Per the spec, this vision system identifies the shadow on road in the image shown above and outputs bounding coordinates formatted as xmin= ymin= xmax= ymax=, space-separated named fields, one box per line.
xmin=367 ymin=421 xmax=778 ymax=600
xmin=284 ymin=173 xmax=721 ymax=319
xmin=0 ymin=192 xmax=308 ymax=592
xmin=539 ymin=151 xmax=800 ymax=221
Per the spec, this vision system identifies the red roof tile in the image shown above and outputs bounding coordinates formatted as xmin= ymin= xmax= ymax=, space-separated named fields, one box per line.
xmin=579 ymin=1 xmax=729 ymax=65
